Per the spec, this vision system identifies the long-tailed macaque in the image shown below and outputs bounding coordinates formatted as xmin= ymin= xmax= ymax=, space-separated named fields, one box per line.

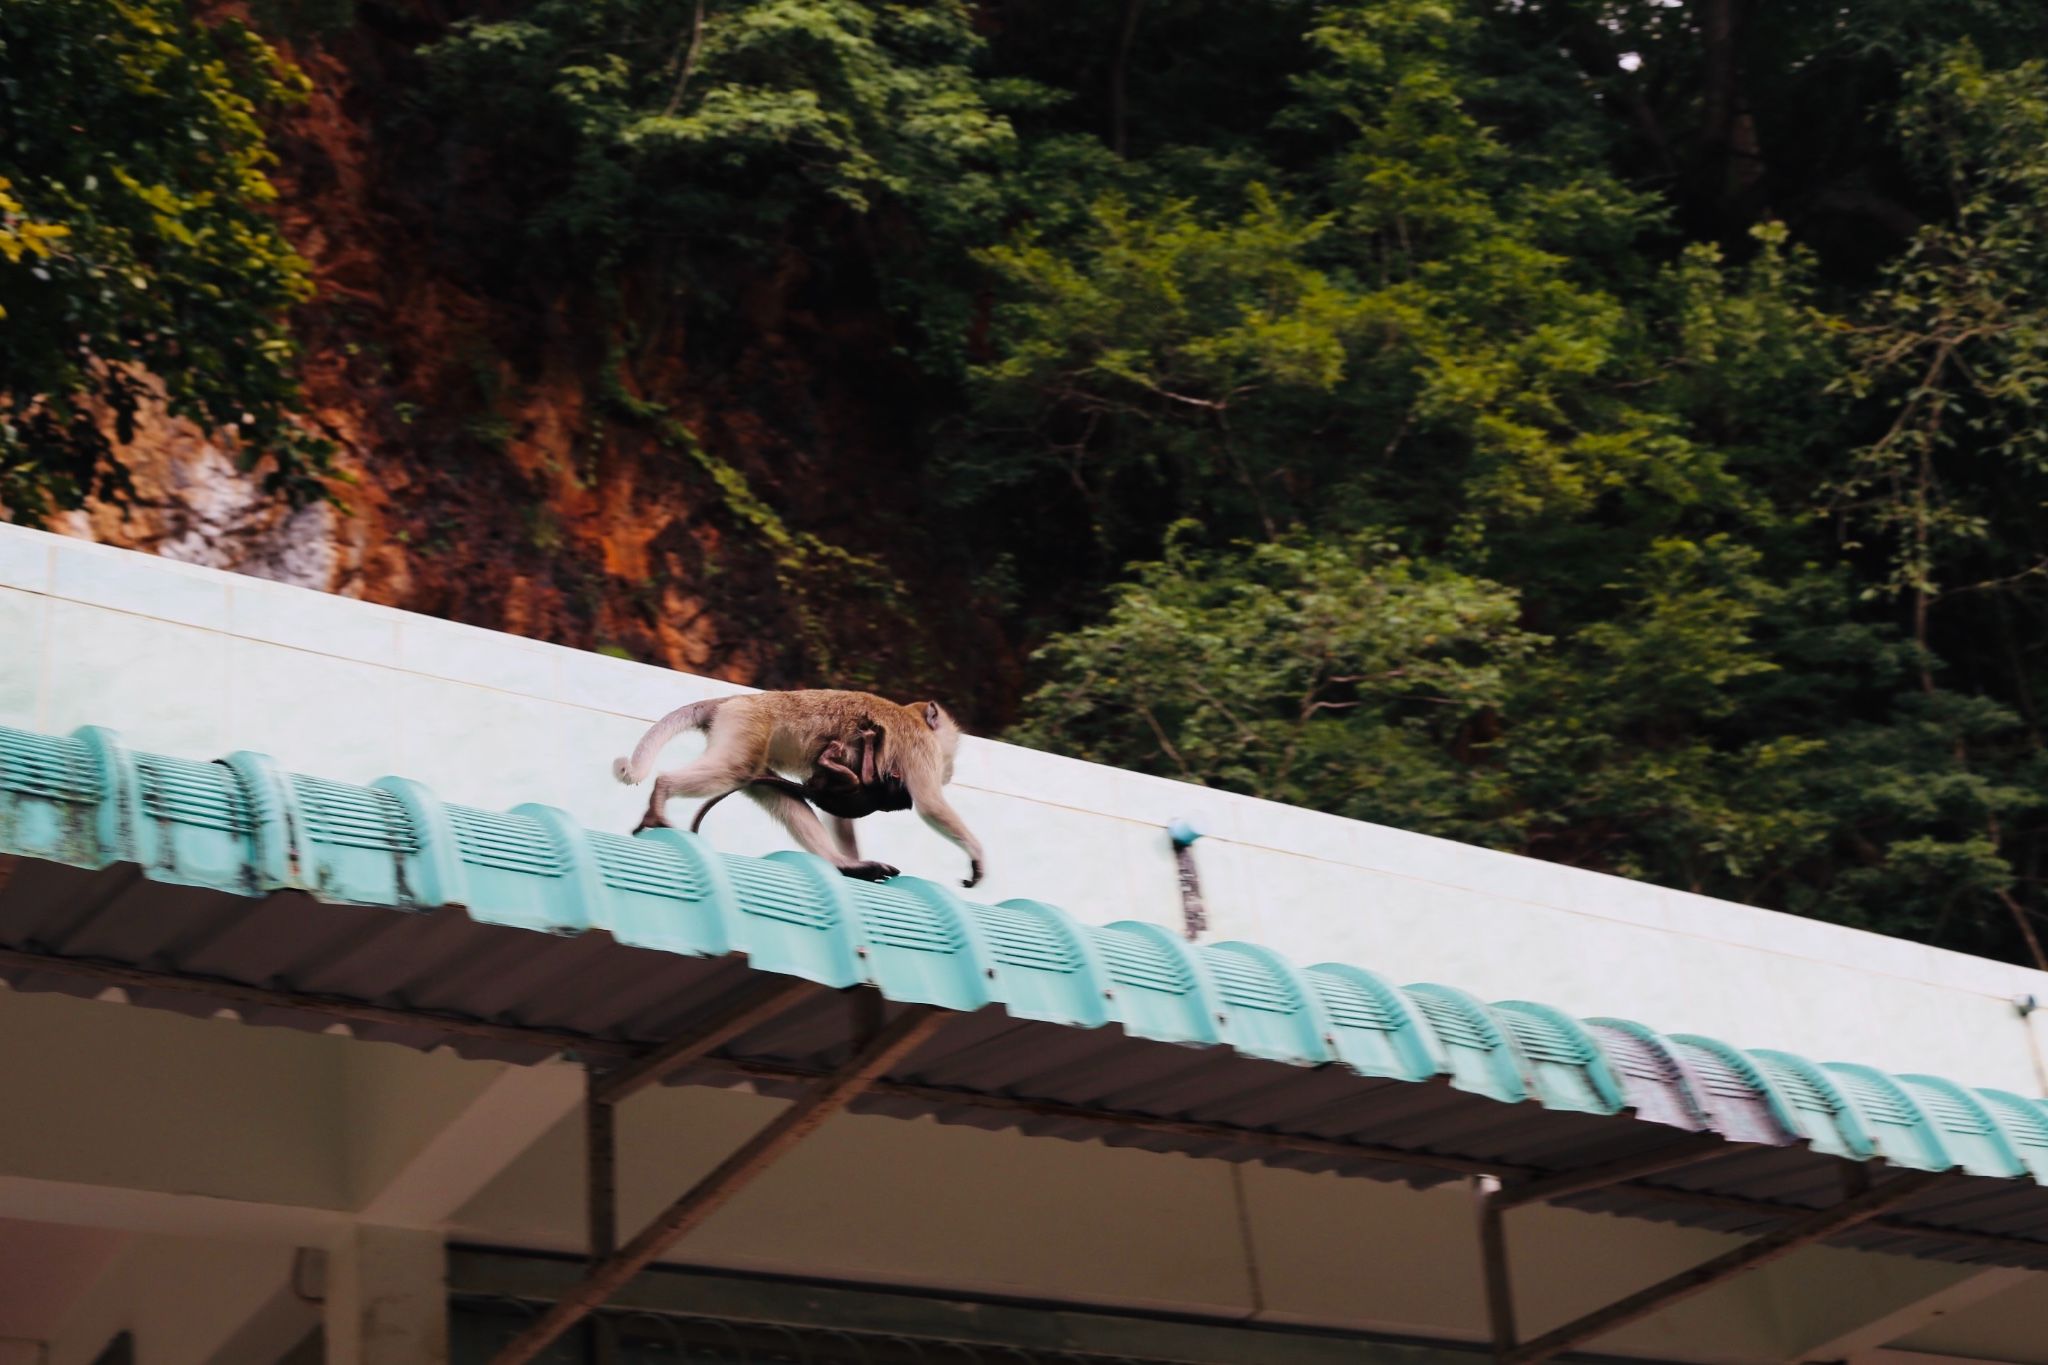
xmin=613 ymin=690 xmax=985 ymax=887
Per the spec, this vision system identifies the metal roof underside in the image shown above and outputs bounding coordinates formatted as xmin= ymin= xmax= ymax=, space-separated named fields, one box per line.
xmin=4 ymin=722 xmax=2048 ymax=1268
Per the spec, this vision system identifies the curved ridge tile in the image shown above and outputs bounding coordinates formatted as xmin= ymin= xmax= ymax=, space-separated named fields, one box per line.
xmin=76 ymin=727 xmax=137 ymax=870
xmin=1401 ymin=983 xmax=1527 ymax=1103
xmin=290 ymin=774 xmax=422 ymax=909
xmin=372 ymin=776 xmax=462 ymax=910
xmin=1201 ymin=941 xmax=1333 ymax=1066
xmin=1973 ymin=1089 xmax=2048 ymax=1182
xmin=593 ymin=828 xmax=732 ymax=957
xmin=720 ymin=850 xmax=864 ymax=988
xmin=1091 ymin=920 xmax=1223 ymax=1047
xmin=847 ymin=876 xmax=995 ymax=1013
xmin=1894 ymin=1074 xmax=2025 ymax=1179
xmin=1303 ymin=964 xmax=1445 ymax=1082
xmin=507 ymin=803 xmax=602 ymax=937
xmin=1747 ymin=1049 xmax=1872 ymax=1160
xmin=1583 ymin=1018 xmax=1714 ymax=1133
xmin=222 ymin=751 xmax=298 ymax=895
xmin=1667 ymin=1035 xmax=1803 ymax=1146
xmin=969 ymin=899 xmax=1111 ymax=1029
xmin=1492 ymin=1001 xmax=1624 ymax=1116
xmin=130 ymin=749 xmax=254 ymax=893
xmin=1823 ymin=1062 xmax=1952 ymax=1172
xmin=0 ymin=726 xmax=112 ymax=868
xmin=440 ymin=803 xmax=572 ymax=934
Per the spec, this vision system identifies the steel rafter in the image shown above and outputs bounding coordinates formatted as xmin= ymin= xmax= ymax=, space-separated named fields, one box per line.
xmin=1480 ymin=1169 xmax=1951 ymax=1365
xmin=486 ymin=1005 xmax=950 ymax=1365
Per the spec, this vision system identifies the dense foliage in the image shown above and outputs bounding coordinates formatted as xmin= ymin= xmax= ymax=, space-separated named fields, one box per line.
xmin=992 ymin=0 xmax=2048 ymax=965
xmin=0 ymin=0 xmax=326 ymax=518
xmin=420 ymin=0 xmax=1017 ymax=274
xmin=982 ymin=0 xmax=2048 ymax=966
xmin=19 ymin=0 xmax=2048 ymax=963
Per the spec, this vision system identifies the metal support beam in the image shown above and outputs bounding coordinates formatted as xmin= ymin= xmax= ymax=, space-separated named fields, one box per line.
xmin=1501 ymin=1170 xmax=1949 ymax=1365
xmin=587 ymin=1071 xmax=617 ymax=1263
xmin=1475 ymin=1176 xmax=1517 ymax=1356
xmin=593 ymin=979 xmax=823 ymax=1105
xmin=586 ymin=1069 xmax=618 ymax=1365
xmin=1787 ymin=1267 xmax=2035 ymax=1362
xmin=1477 ymin=1139 xmax=1751 ymax=1363
xmin=1494 ymin=1138 xmax=1733 ymax=1209
xmin=0 ymin=946 xmax=642 ymax=1060
xmin=814 ymin=1065 xmax=1510 ymax=1175
xmin=485 ymin=1006 xmax=951 ymax=1365
xmin=1601 ymin=1181 xmax=2031 ymax=1255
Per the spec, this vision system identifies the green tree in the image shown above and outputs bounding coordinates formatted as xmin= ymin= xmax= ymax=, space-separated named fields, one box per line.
xmin=0 ymin=0 xmax=325 ymax=519
xmin=967 ymin=188 xmax=1371 ymax=555
xmin=421 ymin=0 xmax=1019 ymax=284
xmin=957 ymin=0 xmax=1715 ymax=595
xmin=1000 ymin=5 xmax=2048 ymax=965
xmin=1834 ymin=47 xmax=2048 ymax=688
xmin=1013 ymin=529 xmax=1539 ymax=831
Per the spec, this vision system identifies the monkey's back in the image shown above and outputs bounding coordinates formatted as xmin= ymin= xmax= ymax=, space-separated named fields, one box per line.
xmin=733 ymin=689 xmax=920 ymax=776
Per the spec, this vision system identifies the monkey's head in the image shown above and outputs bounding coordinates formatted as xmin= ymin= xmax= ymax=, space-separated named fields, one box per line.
xmin=922 ymin=700 xmax=963 ymax=781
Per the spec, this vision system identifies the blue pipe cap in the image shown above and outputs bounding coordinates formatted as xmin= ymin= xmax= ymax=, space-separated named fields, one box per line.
xmin=1167 ymin=818 xmax=1202 ymax=848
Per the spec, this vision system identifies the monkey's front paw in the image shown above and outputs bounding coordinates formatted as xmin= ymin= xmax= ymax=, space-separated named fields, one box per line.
xmin=839 ymin=861 xmax=899 ymax=882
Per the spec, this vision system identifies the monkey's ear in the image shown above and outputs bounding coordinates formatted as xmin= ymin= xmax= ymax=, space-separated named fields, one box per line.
xmin=923 ymin=701 xmax=943 ymax=731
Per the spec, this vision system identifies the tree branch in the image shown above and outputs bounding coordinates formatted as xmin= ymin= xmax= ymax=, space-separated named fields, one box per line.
xmin=661 ymin=0 xmax=707 ymax=117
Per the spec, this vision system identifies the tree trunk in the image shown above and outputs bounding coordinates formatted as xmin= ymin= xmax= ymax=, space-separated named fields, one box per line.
xmin=1109 ymin=0 xmax=1143 ymax=158
xmin=1699 ymin=0 xmax=1765 ymax=217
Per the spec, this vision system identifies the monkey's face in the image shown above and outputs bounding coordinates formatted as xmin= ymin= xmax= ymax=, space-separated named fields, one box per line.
xmin=923 ymin=702 xmax=964 ymax=783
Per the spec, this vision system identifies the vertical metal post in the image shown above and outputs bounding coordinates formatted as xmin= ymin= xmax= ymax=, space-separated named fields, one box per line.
xmin=488 ymin=1008 xmax=948 ymax=1365
xmin=1169 ymin=819 xmax=1207 ymax=941
xmin=1475 ymin=1175 xmax=1517 ymax=1359
xmin=586 ymin=1068 xmax=617 ymax=1365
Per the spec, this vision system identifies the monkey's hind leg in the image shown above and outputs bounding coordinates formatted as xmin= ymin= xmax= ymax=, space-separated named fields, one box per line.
xmin=634 ymin=753 xmax=754 ymax=833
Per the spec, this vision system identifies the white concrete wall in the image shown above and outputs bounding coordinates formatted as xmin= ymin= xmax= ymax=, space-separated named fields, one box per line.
xmin=3 ymin=521 xmax=2045 ymax=1093
xmin=41 ymin=1233 xmax=306 ymax=1365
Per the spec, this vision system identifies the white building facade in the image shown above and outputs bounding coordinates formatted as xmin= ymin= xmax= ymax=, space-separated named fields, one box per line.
xmin=0 ymin=522 xmax=2044 ymax=1365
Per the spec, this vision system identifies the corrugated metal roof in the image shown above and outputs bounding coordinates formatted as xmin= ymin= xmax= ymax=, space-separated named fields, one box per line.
xmin=4 ymin=721 xmax=2048 ymax=1266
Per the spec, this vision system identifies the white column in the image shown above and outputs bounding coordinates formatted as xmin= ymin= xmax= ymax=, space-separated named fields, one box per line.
xmin=324 ymin=1226 xmax=447 ymax=1365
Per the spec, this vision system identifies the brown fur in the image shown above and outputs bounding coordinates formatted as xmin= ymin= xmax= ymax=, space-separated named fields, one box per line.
xmin=614 ymin=689 xmax=985 ymax=887
xmin=687 ymin=722 xmax=909 ymax=837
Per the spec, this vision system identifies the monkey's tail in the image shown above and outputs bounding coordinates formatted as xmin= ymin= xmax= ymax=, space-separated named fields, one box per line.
xmin=613 ymin=697 xmax=727 ymax=786
xmin=688 ymin=787 xmax=737 ymax=834
xmin=690 ymin=777 xmax=809 ymax=835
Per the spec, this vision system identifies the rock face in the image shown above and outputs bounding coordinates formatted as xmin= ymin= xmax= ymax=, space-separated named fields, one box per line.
xmin=45 ymin=18 xmax=1011 ymax=714
xmin=54 ymin=407 xmax=341 ymax=592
